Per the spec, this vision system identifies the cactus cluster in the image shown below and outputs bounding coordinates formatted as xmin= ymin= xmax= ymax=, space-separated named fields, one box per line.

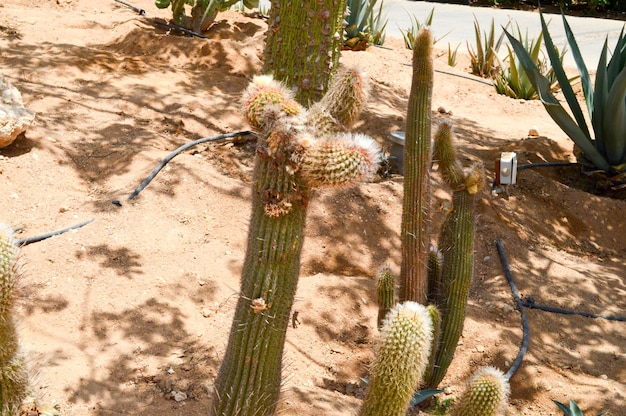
xmin=366 ymin=28 xmax=501 ymax=416
xmin=0 ymin=224 xmax=29 ymax=416
xmin=211 ymin=67 xmax=379 ymax=416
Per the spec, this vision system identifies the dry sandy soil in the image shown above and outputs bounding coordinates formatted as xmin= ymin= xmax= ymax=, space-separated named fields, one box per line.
xmin=1 ymin=0 xmax=625 ymax=415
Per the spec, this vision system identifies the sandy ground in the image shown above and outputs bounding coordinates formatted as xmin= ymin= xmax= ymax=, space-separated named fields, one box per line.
xmin=1 ymin=0 xmax=625 ymax=415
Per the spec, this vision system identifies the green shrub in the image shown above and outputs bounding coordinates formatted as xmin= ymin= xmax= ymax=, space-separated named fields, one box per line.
xmin=467 ymin=16 xmax=509 ymax=78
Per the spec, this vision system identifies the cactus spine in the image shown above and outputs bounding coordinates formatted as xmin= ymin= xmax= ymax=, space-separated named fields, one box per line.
xmin=263 ymin=0 xmax=348 ymax=106
xmin=451 ymin=367 xmax=510 ymax=416
xmin=376 ymin=266 xmax=396 ymax=329
xmin=0 ymin=225 xmax=29 ymax=416
xmin=400 ymin=29 xmax=433 ymax=305
xmin=360 ymin=302 xmax=433 ymax=416
xmin=211 ymin=69 xmax=379 ymax=416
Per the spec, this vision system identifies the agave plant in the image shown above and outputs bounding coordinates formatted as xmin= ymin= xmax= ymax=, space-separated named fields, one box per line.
xmin=468 ymin=16 xmax=509 ymax=78
xmin=345 ymin=0 xmax=388 ymax=50
xmin=399 ymin=8 xmax=448 ymax=50
xmin=494 ymin=23 xmax=572 ymax=100
xmin=506 ymin=12 xmax=626 ymax=175
xmin=553 ymin=400 xmax=605 ymax=416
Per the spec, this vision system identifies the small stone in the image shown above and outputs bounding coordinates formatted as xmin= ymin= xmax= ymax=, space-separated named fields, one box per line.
xmin=201 ymin=308 xmax=213 ymax=318
xmin=172 ymin=391 xmax=187 ymax=402
xmin=600 ymin=374 xmax=608 ymax=380
xmin=475 ymin=345 xmax=485 ymax=353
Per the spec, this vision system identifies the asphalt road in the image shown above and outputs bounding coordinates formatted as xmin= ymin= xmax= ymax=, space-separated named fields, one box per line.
xmin=382 ymin=0 xmax=625 ymax=67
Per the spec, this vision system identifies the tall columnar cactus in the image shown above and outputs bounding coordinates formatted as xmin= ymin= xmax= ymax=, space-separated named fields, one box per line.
xmin=210 ymin=68 xmax=380 ymax=416
xmin=376 ymin=266 xmax=396 ymax=329
xmin=360 ymin=302 xmax=433 ymax=416
xmin=263 ymin=0 xmax=348 ymax=106
xmin=400 ymin=29 xmax=433 ymax=305
xmin=451 ymin=366 xmax=510 ymax=416
xmin=0 ymin=224 xmax=29 ymax=415
xmin=427 ymin=122 xmax=484 ymax=389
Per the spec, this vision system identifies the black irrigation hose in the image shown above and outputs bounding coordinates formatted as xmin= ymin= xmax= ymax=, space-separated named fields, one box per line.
xmin=521 ymin=300 xmax=626 ymax=322
xmin=16 ymin=219 xmax=95 ymax=246
xmin=517 ymin=161 xmax=578 ymax=171
xmin=126 ymin=130 xmax=254 ymax=201
xmin=113 ymin=0 xmax=210 ymax=39
xmin=495 ymin=239 xmax=530 ymax=381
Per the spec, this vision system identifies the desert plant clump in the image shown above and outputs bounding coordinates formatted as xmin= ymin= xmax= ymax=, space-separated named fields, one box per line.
xmin=0 ymin=224 xmax=29 ymax=416
xmin=494 ymin=23 xmax=572 ymax=100
xmin=210 ymin=67 xmax=380 ymax=416
xmin=450 ymin=366 xmax=510 ymax=416
xmin=155 ymin=0 xmax=258 ymax=33
xmin=360 ymin=301 xmax=434 ymax=416
xmin=344 ymin=0 xmax=388 ymax=50
xmin=468 ymin=16 xmax=508 ymax=78
xmin=507 ymin=12 xmax=626 ymax=181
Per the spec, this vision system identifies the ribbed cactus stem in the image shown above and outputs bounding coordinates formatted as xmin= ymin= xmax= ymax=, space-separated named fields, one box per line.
xmin=427 ymin=166 xmax=483 ymax=388
xmin=242 ymin=75 xmax=303 ymax=132
xmin=422 ymin=304 xmax=441 ymax=385
xmin=360 ymin=302 xmax=433 ymax=416
xmin=311 ymin=66 xmax=368 ymax=129
xmin=400 ymin=29 xmax=433 ymax=304
xmin=376 ymin=266 xmax=396 ymax=329
xmin=263 ymin=0 xmax=348 ymax=105
xmin=451 ymin=367 xmax=510 ymax=416
xmin=427 ymin=245 xmax=443 ymax=305
xmin=301 ymin=133 xmax=379 ymax=187
xmin=1 ymin=224 xmax=29 ymax=415
xmin=433 ymin=121 xmax=464 ymax=189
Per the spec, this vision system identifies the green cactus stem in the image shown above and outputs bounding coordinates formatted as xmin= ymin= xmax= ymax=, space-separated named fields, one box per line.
xmin=211 ymin=73 xmax=379 ymax=416
xmin=263 ymin=0 xmax=348 ymax=105
xmin=451 ymin=367 xmax=510 ymax=416
xmin=400 ymin=29 xmax=434 ymax=305
xmin=360 ymin=301 xmax=433 ymax=416
xmin=422 ymin=304 xmax=441 ymax=386
xmin=0 ymin=224 xmax=29 ymax=416
xmin=427 ymin=245 xmax=443 ymax=305
xmin=376 ymin=266 xmax=396 ymax=329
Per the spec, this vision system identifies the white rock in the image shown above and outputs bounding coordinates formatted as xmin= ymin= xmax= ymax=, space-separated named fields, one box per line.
xmin=0 ymin=74 xmax=36 ymax=148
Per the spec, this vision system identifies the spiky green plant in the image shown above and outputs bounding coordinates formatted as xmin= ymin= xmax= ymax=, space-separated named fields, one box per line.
xmin=376 ymin=266 xmax=395 ymax=329
xmin=155 ymin=0 xmax=258 ymax=33
xmin=450 ymin=367 xmax=510 ymax=416
xmin=344 ymin=0 xmax=387 ymax=49
xmin=360 ymin=301 xmax=433 ymax=416
xmin=506 ymin=12 xmax=626 ymax=175
xmin=553 ymin=400 xmax=606 ymax=416
xmin=494 ymin=23 xmax=572 ymax=100
xmin=0 ymin=224 xmax=29 ymax=416
xmin=468 ymin=16 xmax=508 ymax=78
xmin=398 ymin=8 xmax=447 ymax=50
xmin=447 ymin=42 xmax=460 ymax=67
xmin=210 ymin=68 xmax=380 ymax=416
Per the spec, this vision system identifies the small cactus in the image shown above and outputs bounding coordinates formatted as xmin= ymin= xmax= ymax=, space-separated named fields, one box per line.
xmin=0 ymin=224 xmax=29 ymax=416
xmin=451 ymin=366 xmax=510 ymax=416
xmin=376 ymin=266 xmax=396 ymax=329
xmin=360 ymin=302 xmax=433 ymax=416
xmin=242 ymin=75 xmax=304 ymax=133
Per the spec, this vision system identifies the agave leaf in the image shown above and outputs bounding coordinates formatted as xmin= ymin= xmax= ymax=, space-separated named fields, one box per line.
xmin=594 ymin=42 xmax=610 ymax=156
xmin=410 ymin=389 xmax=444 ymax=406
xmin=541 ymin=12 xmax=592 ymax=142
xmin=505 ymin=29 xmax=611 ymax=171
xmin=606 ymin=27 xmax=626 ymax=85
xmin=602 ymin=67 xmax=626 ymax=166
xmin=562 ymin=14 xmax=594 ymax=120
